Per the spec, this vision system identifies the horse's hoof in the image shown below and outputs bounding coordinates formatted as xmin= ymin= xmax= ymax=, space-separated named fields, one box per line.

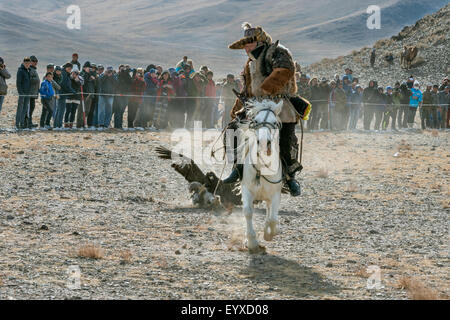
xmin=264 ymin=229 xmax=274 ymax=241
xmin=264 ymin=221 xmax=278 ymax=241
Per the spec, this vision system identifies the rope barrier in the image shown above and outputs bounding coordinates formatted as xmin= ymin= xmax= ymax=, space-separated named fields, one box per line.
xmin=6 ymin=92 xmax=447 ymax=108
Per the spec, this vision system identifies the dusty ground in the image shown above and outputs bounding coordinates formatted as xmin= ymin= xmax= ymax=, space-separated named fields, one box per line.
xmin=0 ymin=97 xmax=448 ymax=300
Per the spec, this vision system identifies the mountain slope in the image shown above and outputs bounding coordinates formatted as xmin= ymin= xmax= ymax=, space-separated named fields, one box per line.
xmin=0 ymin=0 xmax=448 ymax=77
xmin=304 ymin=3 xmax=450 ymax=88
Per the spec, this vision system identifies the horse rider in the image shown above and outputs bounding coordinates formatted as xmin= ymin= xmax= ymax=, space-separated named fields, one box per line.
xmin=221 ymin=22 xmax=311 ymax=197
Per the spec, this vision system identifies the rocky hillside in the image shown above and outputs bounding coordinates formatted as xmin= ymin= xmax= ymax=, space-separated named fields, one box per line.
xmin=304 ymin=4 xmax=450 ymax=88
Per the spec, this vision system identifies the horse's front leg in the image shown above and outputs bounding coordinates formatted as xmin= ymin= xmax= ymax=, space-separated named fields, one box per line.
xmin=242 ymin=186 xmax=260 ymax=253
xmin=264 ymin=192 xmax=281 ymax=241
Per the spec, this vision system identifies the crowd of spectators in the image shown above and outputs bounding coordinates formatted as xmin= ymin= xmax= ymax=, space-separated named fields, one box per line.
xmin=296 ymin=68 xmax=450 ymax=131
xmin=0 ymin=55 xmax=449 ymax=132
xmin=1 ymin=54 xmax=243 ymax=131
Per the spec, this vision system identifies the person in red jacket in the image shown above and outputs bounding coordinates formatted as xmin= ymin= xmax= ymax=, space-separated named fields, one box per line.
xmin=128 ymin=69 xmax=146 ymax=129
xmin=204 ymin=71 xmax=217 ymax=128
xmin=153 ymin=71 xmax=174 ymax=129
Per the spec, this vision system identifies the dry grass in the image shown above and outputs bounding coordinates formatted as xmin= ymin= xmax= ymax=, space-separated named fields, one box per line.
xmin=119 ymin=250 xmax=132 ymax=263
xmin=316 ymin=168 xmax=329 ymax=179
xmin=396 ymin=276 xmax=441 ymax=300
xmin=354 ymin=267 xmax=370 ymax=278
xmin=77 ymin=244 xmax=104 ymax=259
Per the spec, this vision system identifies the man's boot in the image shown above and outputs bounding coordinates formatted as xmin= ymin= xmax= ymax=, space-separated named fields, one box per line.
xmin=222 ymin=164 xmax=243 ymax=184
xmin=286 ymin=176 xmax=301 ymax=197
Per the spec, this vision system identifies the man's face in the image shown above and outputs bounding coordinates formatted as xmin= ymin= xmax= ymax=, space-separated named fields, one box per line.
xmin=432 ymin=87 xmax=438 ymax=93
xmin=227 ymin=77 xmax=234 ymax=83
xmin=388 ymin=89 xmax=393 ymax=94
xmin=55 ymin=70 xmax=61 ymax=76
xmin=31 ymin=61 xmax=38 ymax=67
xmin=72 ymin=55 xmax=78 ymax=61
xmin=84 ymin=67 xmax=90 ymax=73
xmin=24 ymin=61 xmax=31 ymax=68
xmin=150 ymin=73 xmax=157 ymax=78
xmin=244 ymin=42 xmax=258 ymax=56
xmin=46 ymin=74 xmax=53 ymax=81
xmin=66 ymin=67 xmax=72 ymax=73
xmin=47 ymin=67 xmax=54 ymax=73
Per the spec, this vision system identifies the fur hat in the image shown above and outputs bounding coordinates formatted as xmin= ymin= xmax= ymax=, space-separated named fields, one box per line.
xmin=228 ymin=22 xmax=272 ymax=50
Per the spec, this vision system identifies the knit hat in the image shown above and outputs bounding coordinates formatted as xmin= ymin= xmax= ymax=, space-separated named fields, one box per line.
xmin=414 ymin=81 xmax=420 ymax=87
xmin=149 ymin=68 xmax=156 ymax=74
xmin=55 ymin=66 xmax=62 ymax=72
xmin=106 ymin=66 xmax=114 ymax=72
xmin=228 ymin=22 xmax=272 ymax=50
xmin=63 ymin=62 xmax=73 ymax=69
xmin=30 ymin=55 xmax=38 ymax=62
xmin=46 ymin=63 xmax=55 ymax=69
xmin=83 ymin=61 xmax=91 ymax=69
xmin=386 ymin=86 xmax=393 ymax=91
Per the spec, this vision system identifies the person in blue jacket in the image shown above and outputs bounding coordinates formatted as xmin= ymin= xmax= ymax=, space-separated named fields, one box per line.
xmin=408 ymin=81 xmax=423 ymax=129
xmin=39 ymin=72 xmax=55 ymax=129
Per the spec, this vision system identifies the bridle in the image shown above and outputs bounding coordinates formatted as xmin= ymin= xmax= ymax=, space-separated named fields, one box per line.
xmin=246 ymin=107 xmax=283 ymax=185
xmin=248 ymin=108 xmax=281 ymax=131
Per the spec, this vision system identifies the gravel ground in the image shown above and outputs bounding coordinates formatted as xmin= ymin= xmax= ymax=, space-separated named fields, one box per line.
xmin=0 ymin=97 xmax=448 ymax=300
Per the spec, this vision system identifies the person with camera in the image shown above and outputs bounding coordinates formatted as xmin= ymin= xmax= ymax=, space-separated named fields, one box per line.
xmin=77 ymin=61 xmax=96 ymax=128
xmin=26 ymin=55 xmax=40 ymax=129
xmin=0 ymin=57 xmax=11 ymax=115
xmin=113 ymin=65 xmax=132 ymax=129
xmin=16 ymin=57 xmax=32 ymax=130
xmin=97 ymin=66 xmax=117 ymax=130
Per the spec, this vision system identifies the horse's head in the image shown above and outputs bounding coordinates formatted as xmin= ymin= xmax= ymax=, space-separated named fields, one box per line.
xmin=245 ymin=99 xmax=282 ymax=158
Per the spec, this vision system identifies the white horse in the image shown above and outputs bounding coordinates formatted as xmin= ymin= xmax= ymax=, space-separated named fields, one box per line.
xmin=237 ymin=99 xmax=284 ymax=254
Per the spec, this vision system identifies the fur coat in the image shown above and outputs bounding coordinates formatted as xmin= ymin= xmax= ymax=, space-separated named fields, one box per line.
xmin=231 ymin=41 xmax=299 ymax=123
